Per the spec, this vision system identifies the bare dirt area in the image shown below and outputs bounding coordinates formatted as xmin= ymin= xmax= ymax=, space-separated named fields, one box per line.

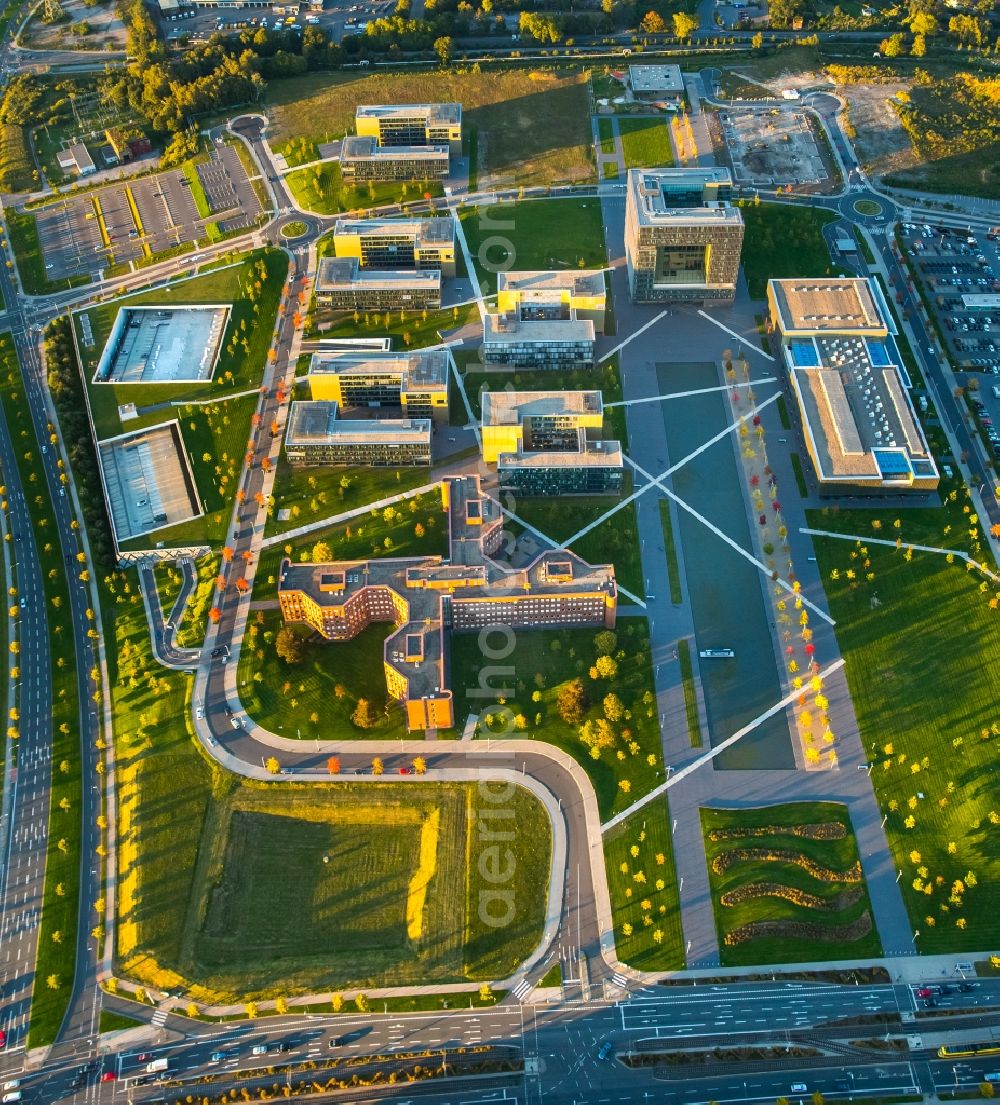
xmin=24 ymin=0 xmax=126 ymax=50
xmin=721 ymin=108 xmax=827 ymax=186
xmin=840 ymin=83 xmax=921 ymax=180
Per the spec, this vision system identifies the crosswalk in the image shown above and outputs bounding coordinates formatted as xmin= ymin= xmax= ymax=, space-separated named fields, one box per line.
xmin=610 ymin=972 xmax=630 ymax=990
xmin=512 ymin=979 xmax=533 ymax=1002
xmin=151 ymin=1008 xmax=169 ymax=1027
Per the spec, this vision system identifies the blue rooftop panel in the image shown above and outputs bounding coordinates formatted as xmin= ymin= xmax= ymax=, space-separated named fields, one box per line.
xmin=867 ymin=340 xmax=893 ymax=367
xmin=790 ymin=341 xmax=820 ymax=367
xmin=873 ymin=449 xmax=912 ymax=476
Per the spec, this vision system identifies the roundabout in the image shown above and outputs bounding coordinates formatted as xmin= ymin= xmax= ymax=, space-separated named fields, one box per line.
xmin=852 ymin=198 xmax=884 ymax=217
xmin=280 ymin=219 xmax=308 ymax=239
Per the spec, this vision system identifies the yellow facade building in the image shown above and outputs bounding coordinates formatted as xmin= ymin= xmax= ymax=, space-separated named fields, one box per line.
xmin=277 ymin=475 xmax=617 ymax=733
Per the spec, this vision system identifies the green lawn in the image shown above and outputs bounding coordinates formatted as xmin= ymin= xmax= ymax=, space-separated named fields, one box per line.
xmin=268 ymin=69 xmax=594 ymax=188
xmin=450 ymin=622 xmax=664 ymax=820
xmin=604 ymin=804 xmax=684 ymax=971
xmin=0 ymin=336 xmax=84 ymax=1047
xmin=618 ymin=117 xmax=674 ymax=169
xmin=513 ymin=494 xmax=645 ymax=602
xmin=313 ymin=302 xmax=479 ymax=349
xmin=736 ymin=201 xmax=842 ymax=300
xmin=459 ymin=198 xmax=606 ymax=296
xmin=809 ymin=499 xmax=1000 ymax=952
xmin=107 ymin=557 xmax=549 ymax=998
xmin=701 ymin=803 xmax=883 ymax=966
xmin=677 ymin=639 xmax=702 ymax=748
xmin=75 ymin=249 xmax=287 ymax=440
xmin=285 ymin=160 xmax=443 ymax=215
xmin=265 ymin=456 xmax=432 ymax=539
xmin=99 ymin=1009 xmax=144 ymax=1034
xmin=155 ymin=554 xmax=219 ymax=649
xmin=238 ymin=615 xmax=408 ymax=741
xmin=597 ymin=116 xmax=615 ymax=156
xmin=658 ymin=500 xmax=683 ymax=605
xmin=117 ymin=393 xmax=260 ymax=553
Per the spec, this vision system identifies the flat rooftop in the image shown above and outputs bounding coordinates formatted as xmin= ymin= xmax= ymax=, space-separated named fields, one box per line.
xmin=97 ymin=420 xmax=201 ymax=544
xmin=316 ymin=256 xmax=442 ymax=292
xmin=93 ymin=305 xmax=230 ymax=385
xmin=286 ymin=401 xmax=431 ymax=446
xmin=498 ymin=269 xmax=606 ymax=299
xmin=483 ymin=313 xmax=596 ymax=345
xmin=770 ymin=277 xmax=888 ymax=334
xmin=356 ymin=103 xmax=462 ymax=125
xmin=789 ymin=334 xmax=935 ymax=483
xmin=499 ymin=438 xmax=623 ymax=468
xmin=628 ymin=63 xmax=685 ymax=94
xmin=332 ymin=216 xmax=455 ymax=244
xmin=482 ymin=389 xmax=604 ymax=426
xmin=627 ymin=167 xmax=742 ymax=226
xmin=308 ymin=349 xmax=448 ymax=389
xmin=341 ymin=136 xmax=450 ymax=161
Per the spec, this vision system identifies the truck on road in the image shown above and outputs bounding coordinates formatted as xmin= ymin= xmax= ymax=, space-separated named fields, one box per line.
xmin=145 ymin=1060 xmax=169 ymax=1074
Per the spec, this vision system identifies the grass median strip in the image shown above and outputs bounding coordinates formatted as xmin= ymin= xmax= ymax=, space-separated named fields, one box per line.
xmin=658 ymin=500 xmax=683 ymax=605
xmin=677 ymin=639 xmax=702 ymax=749
xmin=0 ymin=335 xmax=84 ymax=1047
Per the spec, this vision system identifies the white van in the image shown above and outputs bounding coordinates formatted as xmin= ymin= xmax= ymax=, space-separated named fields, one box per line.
xmin=3 ymin=1093 xmax=23 ymax=1104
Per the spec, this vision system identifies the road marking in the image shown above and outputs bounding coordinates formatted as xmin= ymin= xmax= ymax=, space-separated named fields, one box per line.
xmin=696 ymin=310 xmax=775 ymax=361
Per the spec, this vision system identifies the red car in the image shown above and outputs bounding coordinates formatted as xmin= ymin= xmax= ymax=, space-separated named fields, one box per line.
xmin=915 ymin=987 xmax=932 ymax=998
xmin=100 ymin=1072 xmax=117 ymax=1083
xmin=0 ymin=1028 xmax=6 ymax=1049
xmin=398 ymin=767 xmax=412 ymax=775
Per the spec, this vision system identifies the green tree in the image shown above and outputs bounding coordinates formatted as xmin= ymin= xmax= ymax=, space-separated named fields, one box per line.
xmin=594 ymin=629 xmax=617 ymax=656
xmin=265 ymin=757 xmax=280 ymax=774
xmin=275 ymin=627 xmax=304 ymax=665
xmin=433 ymin=34 xmax=454 ymax=63
xmin=910 ymin=32 xmax=926 ymax=55
xmin=879 ymin=31 xmax=906 ymax=55
xmin=312 ymin=539 xmax=332 ymax=562
xmin=352 ymin=699 xmax=379 ymax=729
xmin=672 ymin=10 xmax=698 ymax=37
xmin=909 ymin=10 xmax=936 ymax=33
xmin=640 ymin=10 xmax=665 ymax=32
xmin=556 ymin=678 xmax=588 ymax=725
xmin=603 ymin=692 xmax=626 ymax=722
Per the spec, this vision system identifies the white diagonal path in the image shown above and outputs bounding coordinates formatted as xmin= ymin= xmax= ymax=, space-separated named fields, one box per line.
xmin=598 ymin=310 xmax=669 ymax=364
xmin=627 ymin=453 xmax=835 ymax=625
xmin=696 ymin=309 xmax=775 ymax=361
xmin=602 ymin=657 xmax=847 ymax=833
xmin=560 ymin=391 xmax=783 ymax=550
xmin=604 ymin=377 xmax=777 ymax=407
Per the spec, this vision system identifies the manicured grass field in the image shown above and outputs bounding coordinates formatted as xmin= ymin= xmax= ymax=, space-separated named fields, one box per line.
xmin=75 ymin=249 xmax=286 ymax=440
xmin=108 ymin=566 xmax=549 ymax=998
xmin=0 ymin=337 xmax=84 ymax=1047
xmin=701 ymin=802 xmax=883 ymax=966
xmin=658 ymin=500 xmax=683 ymax=605
xmin=809 ymin=499 xmax=1000 ymax=952
xmin=268 ymin=69 xmax=594 ymax=188
xmin=597 ymin=116 xmax=615 ymax=156
xmin=313 ymin=302 xmax=479 ymax=349
xmin=736 ymin=201 xmax=842 ymax=299
xmin=449 ymin=623 xmax=664 ymax=820
xmin=618 ymin=117 xmax=674 ymax=168
xmin=155 ymin=555 xmax=219 ymax=649
xmin=677 ymin=639 xmax=702 ymax=748
xmin=459 ymin=198 xmax=606 ymax=296
xmin=285 ymin=160 xmax=442 ymax=215
xmin=264 ymin=455 xmax=431 ymax=540
xmin=117 ymin=393 xmax=259 ymax=552
xmin=604 ymin=804 xmax=684 ymax=971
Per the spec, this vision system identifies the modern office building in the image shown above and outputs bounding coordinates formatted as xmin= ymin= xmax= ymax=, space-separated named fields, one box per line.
xmin=628 ymin=64 xmax=685 ymax=102
xmin=284 ymin=400 xmax=432 ymax=467
xmin=314 ymin=257 xmax=441 ymax=311
xmin=496 ymin=270 xmax=607 ymax=330
xmin=767 ymin=276 xmax=939 ymax=494
xmin=482 ymin=313 xmax=595 ymax=369
xmin=277 ymin=475 xmax=617 ymax=732
xmin=307 ymin=349 xmax=449 ymax=422
xmin=624 ymin=168 xmax=744 ymax=304
xmin=330 ymin=217 xmax=456 ymax=277
xmin=481 ymin=390 xmax=623 ymax=495
xmin=340 ymin=136 xmax=450 ymax=182
xmin=355 ymin=103 xmax=462 ymax=155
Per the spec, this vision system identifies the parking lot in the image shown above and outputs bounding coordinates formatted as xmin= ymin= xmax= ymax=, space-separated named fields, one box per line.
xmin=901 ymin=221 xmax=1000 ymax=372
xmin=161 ymin=0 xmax=394 ymax=47
xmin=36 ymin=145 xmax=262 ymax=281
xmin=963 ymin=382 xmax=1000 ymax=466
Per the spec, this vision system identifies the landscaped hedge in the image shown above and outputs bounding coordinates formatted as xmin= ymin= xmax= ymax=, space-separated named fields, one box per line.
xmin=708 ymin=821 xmax=846 ymax=842
xmin=711 ymin=848 xmax=862 ymax=884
